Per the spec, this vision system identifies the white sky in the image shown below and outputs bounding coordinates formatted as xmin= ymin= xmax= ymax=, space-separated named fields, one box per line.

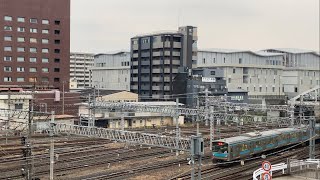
xmin=71 ymin=0 xmax=319 ymax=53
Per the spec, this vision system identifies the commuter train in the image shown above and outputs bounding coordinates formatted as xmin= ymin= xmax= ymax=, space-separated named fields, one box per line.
xmin=212 ymin=124 xmax=320 ymax=163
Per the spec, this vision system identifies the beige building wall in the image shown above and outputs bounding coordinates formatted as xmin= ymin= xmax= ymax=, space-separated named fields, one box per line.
xmin=100 ymin=91 xmax=138 ymax=102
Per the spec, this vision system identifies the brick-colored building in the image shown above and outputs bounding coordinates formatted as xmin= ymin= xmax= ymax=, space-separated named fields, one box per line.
xmin=0 ymin=0 xmax=70 ymax=91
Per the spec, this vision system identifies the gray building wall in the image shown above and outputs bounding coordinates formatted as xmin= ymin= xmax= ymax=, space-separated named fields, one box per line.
xmin=90 ymin=52 xmax=130 ymax=90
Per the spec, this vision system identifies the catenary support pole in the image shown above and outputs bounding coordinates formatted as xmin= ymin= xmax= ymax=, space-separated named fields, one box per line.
xmin=205 ymin=88 xmax=209 ymax=126
xmin=309 ymin=117 xmax=315 ymax=159
xmin=49 ymin=111 xmax=55 ymax=180
xmin=175 ymin=98 xmax=180 ymax=156
xmin=209 ymin=106 xmax=214 ymax=151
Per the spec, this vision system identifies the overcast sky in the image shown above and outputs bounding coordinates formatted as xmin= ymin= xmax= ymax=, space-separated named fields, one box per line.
xmin=71 ymin=0 xmax=319 ymax=53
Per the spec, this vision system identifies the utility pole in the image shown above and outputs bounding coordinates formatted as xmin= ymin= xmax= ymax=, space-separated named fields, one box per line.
xmin=289 ymin=102 xmax=295 ymax=127
xmin=196 ymin=97 xmax=200 ymax=135
xmin=21 ymin=136 xmax=32 ymax=180
xmin=309 ymin=117 xmax=316 ymax=159
xmin=299 ymin=95 xmax=303 ymax=125
xmin=6 ymin=88 xmax=11 ymax=144
xmin=204 ymin=88 xmax=209 ymax=126
xmin=209 ymin=106 xmax=214 ymax=151
xmin=91 ymin=86 xmax=96 ymax=127
xmin=49 ymin=111 xmax=55 ymax=180
xmin=175 ymin=98 xmax=180 ymax=156
xmin=62 ymin=81 xmax=65 ymax=115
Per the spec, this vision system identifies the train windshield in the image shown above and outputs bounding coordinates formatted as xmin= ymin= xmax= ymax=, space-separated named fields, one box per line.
xmin=212 ymin=142 xmax=228 ymax=153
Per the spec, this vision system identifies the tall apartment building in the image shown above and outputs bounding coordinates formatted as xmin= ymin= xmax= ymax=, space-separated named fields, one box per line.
xmin=130 ymin=26 xmax=198 ymax=100
xmin=70 ymin=52 xmax=94 ymax=89
xmin=197 ymin=49 xmax=320 ymax=99
xmin=0 ymin=0 xmax=70 ymax=91
xmin=90 ymin=51 xmax=130 ymax=90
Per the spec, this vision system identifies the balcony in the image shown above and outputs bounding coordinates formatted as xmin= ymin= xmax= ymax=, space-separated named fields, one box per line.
xmin=153 ymin=60 xmax=162 ymax=65
xmin=132 ymin=69 xmax=138 ymax=74
xmin=153 ymin=69 xmax=162 ymax=73
xmin=132 ymin=61 xmax=138 ymax=66
xmin=141 ymin=85 xmax=149 ymax=90
xmin=172 ymin=52 xmax=180 ymax=57
xmin=132 ymin=53 xmax=139 ymax=58
xmin=164 ymin=51 xmax=171 ymax=56
xmin=164 ymin=77 xmax=171 ymax=82
xmin=164 ymin=42 xmax=171 ymax=48
xmin=164 ymin=86 xmax=170 ymax=91
xmin=164 ymin=68 xmax=170 ymax=73
xmin=173 ymin=42 xmax=181 ymax=48
xmin=172 ymin=69 xmax=178 ymax=73
xmin=152 ymin=86 xmax=162 ymax=90
xmin=141 ymin=69 xmax=150 ymax=74
xmin=131 ymin=85 xmax=138 ymax=89
xmin=132 ymin=77 xmax=138 ymax=82
xmin=141 ymin=77 xmax=150 ymax=82
xmin=172 ymin=60 xmax=180 ymax=65
xmin=141 ymin=61 xmax=150 ymax=66
xmin=152 ymin=52 xmax=161 ymax=56
xmin=152 ymin=95 xmax=161 ymax=99
xmin=132 ymin=44 xmax=138 ymax=50
xmin=164 ymin=59 xmax=171 ymax=64
xmin=152 ymin=77 xmax=162 ymax=82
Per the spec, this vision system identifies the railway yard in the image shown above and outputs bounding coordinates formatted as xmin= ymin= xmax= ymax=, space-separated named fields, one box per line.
xmin=1 ymin=125 xmax=319 ymax=180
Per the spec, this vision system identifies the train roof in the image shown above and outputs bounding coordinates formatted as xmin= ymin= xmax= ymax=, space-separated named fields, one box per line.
xmin=213 ymin=127 xmax=307 ymax=144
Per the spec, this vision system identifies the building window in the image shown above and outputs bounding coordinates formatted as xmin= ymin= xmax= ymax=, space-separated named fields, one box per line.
xmin=4 ymin=16 xmax=12 ymax=21
xmin=42 ymin=68 xmax=49 ymax=73
xmin=254 ymin=87 xmax=256 ymax=91
xmin=211 ymin=71 xmax=215 ymax=75
xmin=239 ymin=58 xmax=242 ymax=64
xmin=54 ymin=68 xmax=60 ymax=72
xmin=17 ymin=37 xmax=25 ymax=42
xmin=42 ymin=19 xmax=49 ymax=24
xmin=17 ymin=17 xmax=25 ymax=22
xmin=17 ymin=77 xmax=25 ymax=82
xmin=4 ymin=46 xmax=12 ymax=51
xmin=42 ymin=77 xmax=49 ymax=82
xmin=4 ymin=56 xmax=12 ymax=61
xmin=17 ymin=27 xmax=25 ymax=32
xmin=30 ymin=57 xmax=37 ymax=62
xmin=54 ymin=39 xmax=60 ymax=44
xmin=29 ymin=67 xmax=37 ymax=72
xmin=54 ymin=49 xmax=60 ymax=53
xmin=294 ymin=87 xmax=298 ymax=92
xmin=30 ymin=47 xmax=37 ymax=53
xmin=228 ymin=78 xmax=231 ymax=83
xmin=272 ymin=87 xmax=275 ymax=92
xmin=42 ymin=39 xmax=49 ymax=44
xmin=17 ymin=57 xmax=25 ymax=62
xmin=300 ymin=79 xmax=303 ymax=85
xmin=4 ymin=26 xmax=12 ymax=31
xmin=213 ymin=58 xmax=216 ymax=63
xmin=42 ymin=29 xmax=49 ymax=34
xmin=4 ymin=36 xmax=12 ymax=41
xmin=310 ymin=80 xmax=312 ymax=85
xmin=42 ymin=48 xmax=49 ymax=53
xmin=223 ymin=58 xmax=226 ymax=63
xmin=14 ymin=104 xmax=23 ymax=110
xmin=30 ymin=28 xmax=37 ymax=33
xmin=54 ymin=30 xmax=60 ymax=34
xmin=17 ymin=67 xmax=25 ymax=72
xmin=30 ymin=38 xmax=37 ymax=43
xmin=259 ymin=87 xmax=262 ymax=92
xmin=29 ymin=77 xmax=37 ymax=82
xmin=42 ymin=58 xmax=49 ymax=63
xmin=4 ymin=77 xmax=12 ymax=82
xmin=233 ymin=69 xmax=236 ymax=73
xmin=54 ymin=20 xmax=60 ymax=25
xmin=203 ymin=58 xmax=206 ymax=64
xmin=54 ymin=78 xmax=60 ymax=82
xmin=4 ymin=66 xmax=12 ymax=72
xmin=30 ymin=18 xmax=37 ymax=23
xmin=17 ymin=47 xmax=25 ymax=52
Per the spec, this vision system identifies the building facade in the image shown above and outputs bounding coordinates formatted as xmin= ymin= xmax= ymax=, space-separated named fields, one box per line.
xmin=197 ymin=49 xmax=285 ymax=98
xmin=130 ymin=26 xmax=198 ymax=100
xmin=263 ymin=49 xmax=320 ymax=98
xmin=0 ymin=0 xmax=70 ymax=91
xmin=70 ymin=52 xmax=94 ymax=89
xmin=90 ymin=51 xmax=130 ymax=90
xmin=173 ymin=67 xmax=227 ymax=107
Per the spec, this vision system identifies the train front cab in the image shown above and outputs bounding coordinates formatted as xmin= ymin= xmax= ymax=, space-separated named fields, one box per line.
xmin=212 ymin=141 xmax=229 ymax=162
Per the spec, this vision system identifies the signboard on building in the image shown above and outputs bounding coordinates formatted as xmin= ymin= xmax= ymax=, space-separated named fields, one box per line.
xmin=201 ymin=77 xmax=216 ymax=83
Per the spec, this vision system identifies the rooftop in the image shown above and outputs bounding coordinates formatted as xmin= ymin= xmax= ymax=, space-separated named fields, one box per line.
xmin=199 ymin=48 xmax=284 ymax=57
xmin=264 ymin=48 xmax=319 ymax=55
xmin=133 ymin=30 xmax=182 ymax=38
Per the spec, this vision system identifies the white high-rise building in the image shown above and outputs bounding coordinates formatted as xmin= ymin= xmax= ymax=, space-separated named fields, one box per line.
xmin=70 ymin=52 xmax=95 ymax=89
